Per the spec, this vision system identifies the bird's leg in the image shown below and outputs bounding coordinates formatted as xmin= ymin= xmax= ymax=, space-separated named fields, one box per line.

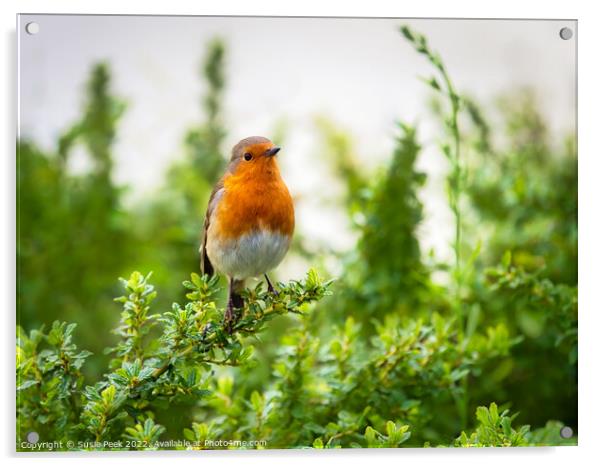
xmin=265 ymin=274 xmax=278 ymax=296
xmin=224 ymin=277 xmax=244 ymax=334
xmin=224 ymin=278 xmax=236 ymax=333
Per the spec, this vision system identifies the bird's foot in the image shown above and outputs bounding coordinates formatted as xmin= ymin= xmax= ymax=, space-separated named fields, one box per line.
xmin=224 ymin=301 xmax=236 ymax=334
xmin=224 ymin=298 xmax=243 ymax=334
xmin=267 ymin=283 xmax=279 ymax=296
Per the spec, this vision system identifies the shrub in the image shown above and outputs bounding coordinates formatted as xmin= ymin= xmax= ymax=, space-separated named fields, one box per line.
xmin=17 ymin=270 xmax=330 ymax=450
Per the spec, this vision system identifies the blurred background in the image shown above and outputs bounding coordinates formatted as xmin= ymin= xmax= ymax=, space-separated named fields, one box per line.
xmin=17 ymin=15 xmax=577 ymax=443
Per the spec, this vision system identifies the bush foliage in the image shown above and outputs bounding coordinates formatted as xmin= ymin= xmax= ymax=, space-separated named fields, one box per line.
xmin=17 ymin=26 xmax=576 ymax=450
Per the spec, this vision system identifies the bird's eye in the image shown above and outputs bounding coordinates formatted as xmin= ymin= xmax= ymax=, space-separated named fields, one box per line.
xmin=243 ymin=153 xmax=253 ymax=161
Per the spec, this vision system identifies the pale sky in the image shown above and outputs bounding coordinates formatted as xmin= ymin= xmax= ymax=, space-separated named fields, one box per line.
xmin=18 ymin=15 xmax=577 ymax=273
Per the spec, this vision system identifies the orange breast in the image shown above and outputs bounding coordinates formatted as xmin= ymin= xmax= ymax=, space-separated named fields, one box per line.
xmin=215 ymin=170 xmax=294 ymax=239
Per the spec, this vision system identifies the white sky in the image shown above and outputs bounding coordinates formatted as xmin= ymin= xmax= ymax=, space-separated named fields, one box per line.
xmin=18 ymin=15 xmax=576 ymax=271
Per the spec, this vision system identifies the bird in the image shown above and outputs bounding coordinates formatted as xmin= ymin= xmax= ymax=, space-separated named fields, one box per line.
xmin=200 ymin=136 xmax=295 ymax=332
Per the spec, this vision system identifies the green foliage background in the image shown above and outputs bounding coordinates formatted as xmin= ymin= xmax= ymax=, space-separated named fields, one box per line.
xmin=17 ymin=26 xmax=577 ymax=450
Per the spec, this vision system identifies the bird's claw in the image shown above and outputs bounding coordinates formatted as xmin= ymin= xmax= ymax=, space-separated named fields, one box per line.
xmin=267 ymin=283 xmax=279 ymax=296
xmin=224 ymin=301 xmax=243 ymax=334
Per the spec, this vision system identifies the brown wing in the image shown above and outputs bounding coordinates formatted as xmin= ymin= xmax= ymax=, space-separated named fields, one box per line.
xmin=200 ymin=179 xmax=225 ymax=277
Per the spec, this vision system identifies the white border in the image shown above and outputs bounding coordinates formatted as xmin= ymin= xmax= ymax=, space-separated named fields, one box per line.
xmin=3 ymin=1 xmax=600 ymax=465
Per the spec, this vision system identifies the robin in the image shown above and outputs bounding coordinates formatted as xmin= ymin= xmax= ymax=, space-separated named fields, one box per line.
xmin=200 ymin=136 xmax=295 ymax=331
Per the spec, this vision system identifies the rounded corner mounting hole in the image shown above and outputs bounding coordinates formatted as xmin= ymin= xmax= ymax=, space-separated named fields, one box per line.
xmin=559 ymin=27 xmax=573 ymax=40
xmin=560 ymin=426 xmax=573 ymax=439
xmin=25 ymin=22 xmax=40 ymax=35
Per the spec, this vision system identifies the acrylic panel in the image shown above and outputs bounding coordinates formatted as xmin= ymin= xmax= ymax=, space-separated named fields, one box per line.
xmin=17 ymin=14 xmax=577 ymax=451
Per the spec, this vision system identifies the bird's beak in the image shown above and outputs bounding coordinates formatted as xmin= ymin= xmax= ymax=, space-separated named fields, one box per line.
xmin=265 ymin=146 xmax=281 ymax=157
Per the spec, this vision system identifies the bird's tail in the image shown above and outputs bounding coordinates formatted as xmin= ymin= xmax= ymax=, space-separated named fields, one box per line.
xmin=200 ymin=238 xmax=214 ymax=277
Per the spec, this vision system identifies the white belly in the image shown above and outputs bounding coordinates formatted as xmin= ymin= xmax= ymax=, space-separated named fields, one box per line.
xmin=206 ymin=229 xmax=291 ymax=280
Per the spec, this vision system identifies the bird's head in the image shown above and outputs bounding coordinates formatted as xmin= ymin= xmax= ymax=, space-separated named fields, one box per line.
xmin=228 ymin=136 xmax=281 ymax=178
